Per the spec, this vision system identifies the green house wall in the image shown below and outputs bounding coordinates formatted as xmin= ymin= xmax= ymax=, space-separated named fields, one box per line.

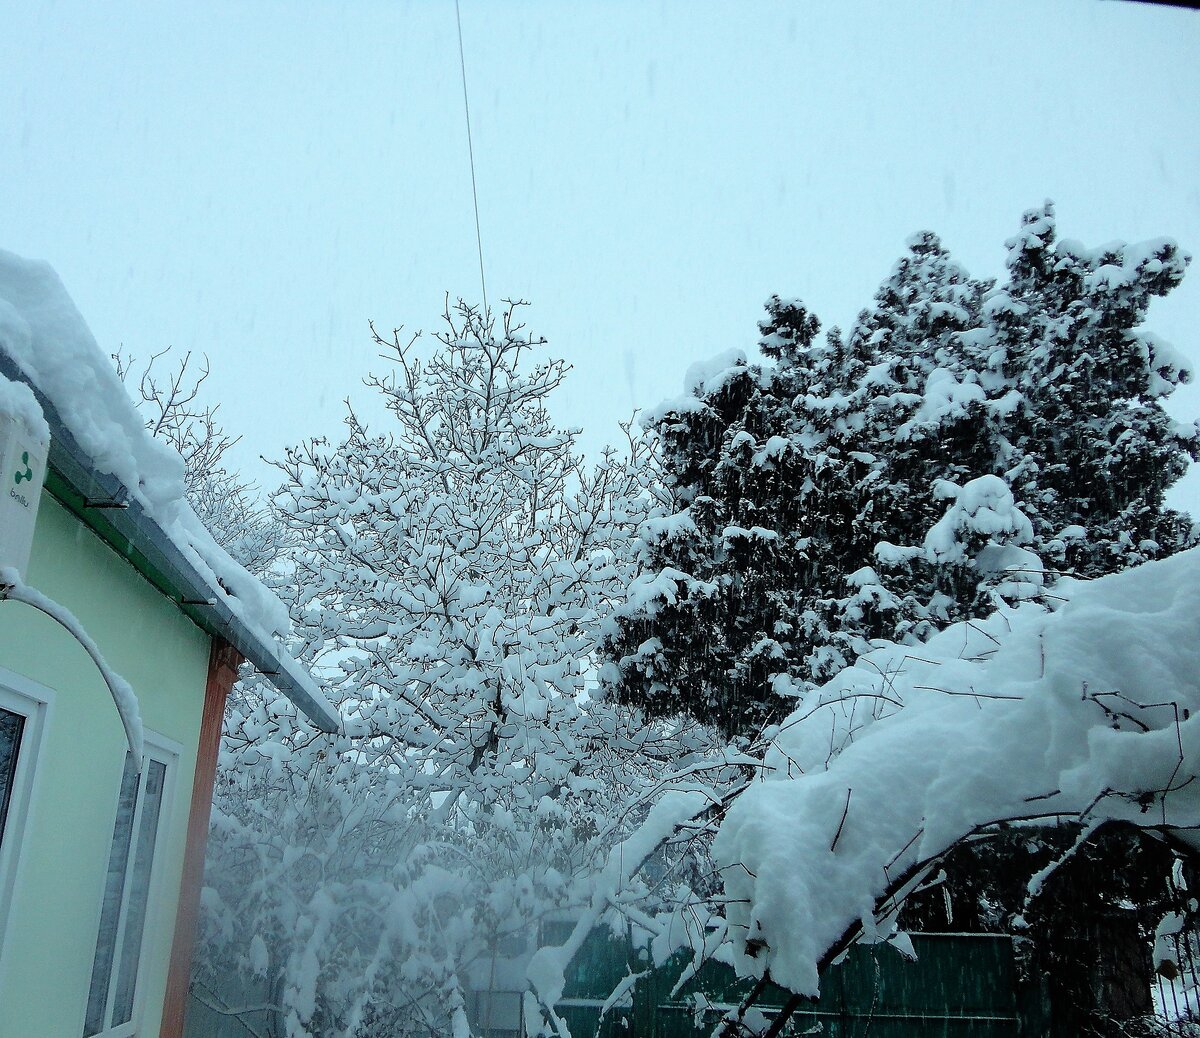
xmin=0 ymin=492 xmax=209 ymax=1038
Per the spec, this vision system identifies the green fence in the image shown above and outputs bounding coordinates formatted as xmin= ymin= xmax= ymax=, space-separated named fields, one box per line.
xmin=541 ymin=925 xmax=1027 ymax=1038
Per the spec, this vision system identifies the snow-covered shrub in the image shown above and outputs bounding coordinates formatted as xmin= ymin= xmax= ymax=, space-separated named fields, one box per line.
xmin=712 ymin=546 xmax=1200 ymax=1011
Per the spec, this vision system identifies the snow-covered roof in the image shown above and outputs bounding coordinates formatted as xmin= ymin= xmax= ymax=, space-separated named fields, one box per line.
xmin=0 ymin=247 xmax=339 ymax=733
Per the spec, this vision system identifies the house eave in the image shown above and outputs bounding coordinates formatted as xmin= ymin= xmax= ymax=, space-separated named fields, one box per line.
xmin=0 ymin=351 xmax=340 ymax=733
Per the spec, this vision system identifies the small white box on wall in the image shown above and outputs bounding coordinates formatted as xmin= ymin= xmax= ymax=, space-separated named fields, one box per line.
xmin=0 ymin=410 xmax=48 ymax=581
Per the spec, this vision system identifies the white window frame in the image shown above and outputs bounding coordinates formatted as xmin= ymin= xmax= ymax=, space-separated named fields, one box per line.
xmin=82 ymin=729 xmax=180 ymax=1038
xmin=0 ymin=666 xmax=53 ymax=976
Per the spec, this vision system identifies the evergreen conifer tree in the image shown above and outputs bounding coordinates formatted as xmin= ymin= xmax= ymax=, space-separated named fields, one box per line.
xmin=603 ymin=203 xmax=1197 ymax=740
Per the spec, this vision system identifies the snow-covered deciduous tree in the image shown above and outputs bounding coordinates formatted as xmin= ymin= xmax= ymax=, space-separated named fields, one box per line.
xmin=273 ymin=300 xmax=669 ymax=818
xmin=192 ymin=301 xmax=713 ymax=1037
xmin=602 ymin=203 xmax=1197 ymax=740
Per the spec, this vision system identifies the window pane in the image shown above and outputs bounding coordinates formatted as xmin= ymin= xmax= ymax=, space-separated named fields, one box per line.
xmin=110 ymin=759 xmax=167 ymax=1025
xmin=0 ymin=707 xmax=25 ymax=843
xmin=83 ymin=753 xmax=140 ymax=1037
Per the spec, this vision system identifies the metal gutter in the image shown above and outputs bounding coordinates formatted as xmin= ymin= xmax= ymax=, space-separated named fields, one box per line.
xmin=0 ymin=351 xmax=340 ymax=733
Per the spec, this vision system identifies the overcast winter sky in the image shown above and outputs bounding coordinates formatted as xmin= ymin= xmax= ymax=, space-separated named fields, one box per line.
xmin=4 ymin=0 xmax=1199 ymax=507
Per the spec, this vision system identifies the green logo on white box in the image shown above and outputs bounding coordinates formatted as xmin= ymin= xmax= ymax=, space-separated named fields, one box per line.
xmin=14 ymin=451 xmax=34 ymax=485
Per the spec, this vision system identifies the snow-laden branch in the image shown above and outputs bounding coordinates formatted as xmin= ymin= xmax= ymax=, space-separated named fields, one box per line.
xmin=712 ymin=546 xmax=1200 ymax=999
xmin=526 ymin=788 xmax=711 ymax=1038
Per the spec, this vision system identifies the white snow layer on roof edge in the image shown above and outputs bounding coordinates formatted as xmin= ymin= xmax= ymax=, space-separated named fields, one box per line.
xmin=0 ymin=247 xmax=291 ymax=643
xmin=712 ymin=545 xmax=1200 ymax=998
xmin=0 ymin=369 xmax=50 ymax=448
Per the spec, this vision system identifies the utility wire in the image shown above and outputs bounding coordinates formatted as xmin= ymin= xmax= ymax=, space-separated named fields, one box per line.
xmin=454 ymin=0 xmax=489 ymax=320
